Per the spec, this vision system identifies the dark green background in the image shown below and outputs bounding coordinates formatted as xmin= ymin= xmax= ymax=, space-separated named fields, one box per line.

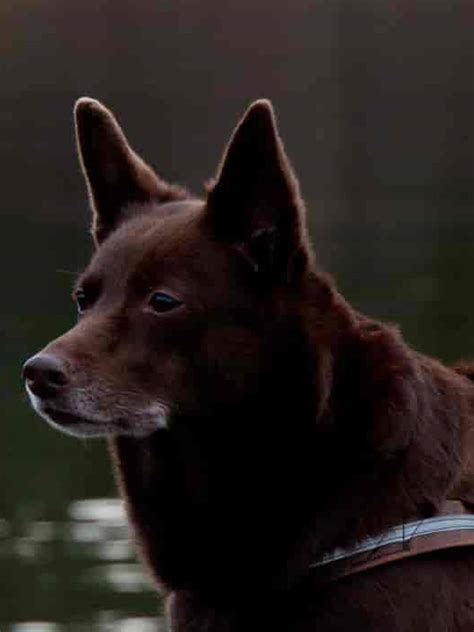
xmin=2 ymin=1 xmax=474 ymax=629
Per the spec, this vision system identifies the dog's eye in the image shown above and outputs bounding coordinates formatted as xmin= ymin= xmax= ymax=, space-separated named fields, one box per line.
xmin=74 ymin=288 xmax=93 ymax=314
xmin=149 ymin=291 xmax=182 ymax=313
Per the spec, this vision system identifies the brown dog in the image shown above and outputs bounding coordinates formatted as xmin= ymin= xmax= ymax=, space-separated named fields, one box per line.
xmin=24 ymin=98 xmax=474 ymax=630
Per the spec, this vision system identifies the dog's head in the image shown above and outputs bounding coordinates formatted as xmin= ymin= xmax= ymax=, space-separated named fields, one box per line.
xmin=23 ymin=98 xmax=337 ymax=439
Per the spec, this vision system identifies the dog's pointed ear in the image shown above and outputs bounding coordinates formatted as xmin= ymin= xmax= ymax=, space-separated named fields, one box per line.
xmin=206 ymin=100 xmax=312 ymax=282
xmin=74 ymin=98 xmax=187 ymax=244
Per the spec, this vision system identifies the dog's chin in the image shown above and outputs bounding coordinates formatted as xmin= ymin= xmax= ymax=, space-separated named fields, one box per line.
xmin=26 ymin=388 xmax=168 ymax=439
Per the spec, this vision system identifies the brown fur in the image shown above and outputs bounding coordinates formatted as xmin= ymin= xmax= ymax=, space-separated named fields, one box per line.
xmin=24 ymin=98 xmax=474 ymax=630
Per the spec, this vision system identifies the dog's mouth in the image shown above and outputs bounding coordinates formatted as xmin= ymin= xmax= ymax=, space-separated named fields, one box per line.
xmin=43 ymin=406 xmax=127 ymax=433
xmin=43 ymin=406 xmax=89 ymax=426
xmin=26 ymin=384 xmax=169 ymax=439
xmin=38 ymin=403 xmax=127 ymax=438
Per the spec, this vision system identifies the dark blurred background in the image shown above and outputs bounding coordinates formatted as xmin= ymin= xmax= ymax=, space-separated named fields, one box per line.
xmin=1 ymin=1 xmax=474 ymax=629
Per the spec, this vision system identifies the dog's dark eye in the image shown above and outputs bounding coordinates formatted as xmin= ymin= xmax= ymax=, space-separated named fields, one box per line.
xmin=149 ymin=291 xmax=182 ymax=313
xmin=74 ymin=288 xmax=93 ymax=314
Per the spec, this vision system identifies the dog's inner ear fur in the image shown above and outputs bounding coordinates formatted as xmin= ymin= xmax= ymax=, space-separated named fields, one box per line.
xmin=74 ymin=98 xmax=187 ymax=244
xmin=206 ymin=100 xmax=311 ymax=282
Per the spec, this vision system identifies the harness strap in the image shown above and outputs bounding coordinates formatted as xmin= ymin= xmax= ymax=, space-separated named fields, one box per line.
xmin=310 ymin=500 xmax=474 ymax=581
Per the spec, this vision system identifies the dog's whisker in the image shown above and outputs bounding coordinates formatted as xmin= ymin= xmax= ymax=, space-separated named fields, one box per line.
xmin=55 ymin=268 xmax=80 ymax=277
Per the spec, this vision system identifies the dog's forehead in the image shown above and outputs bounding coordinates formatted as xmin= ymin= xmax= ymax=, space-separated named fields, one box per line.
xmin=84 ymin=200 xmax=223 ymax=285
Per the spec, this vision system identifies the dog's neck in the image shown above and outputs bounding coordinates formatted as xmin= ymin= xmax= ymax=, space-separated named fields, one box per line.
xmin=108 ymin=316 xmax=470 ymax=609
xmin=109 ymin=358 xmax=322 ymax=591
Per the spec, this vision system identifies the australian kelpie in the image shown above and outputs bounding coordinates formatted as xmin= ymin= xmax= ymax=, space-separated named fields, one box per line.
xmin=24 ymin=98 xmax=474 ymax=630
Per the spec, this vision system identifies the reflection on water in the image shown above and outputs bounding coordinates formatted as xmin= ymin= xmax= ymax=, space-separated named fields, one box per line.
xmin=0 ymin=497 xmax=162 ymax=630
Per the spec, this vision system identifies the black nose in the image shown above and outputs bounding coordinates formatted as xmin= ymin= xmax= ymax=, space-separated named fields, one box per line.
xmin=23 ymin=354 xmax=69 ymax=399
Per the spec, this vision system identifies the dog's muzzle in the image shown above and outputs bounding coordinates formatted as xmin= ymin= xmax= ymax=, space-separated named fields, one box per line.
xmin=22 ymin=352 xmax=170 ymax=438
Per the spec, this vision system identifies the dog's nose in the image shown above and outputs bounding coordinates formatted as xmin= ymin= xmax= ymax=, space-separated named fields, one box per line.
xmin=23 ymin=354 xmax=69 ymax=398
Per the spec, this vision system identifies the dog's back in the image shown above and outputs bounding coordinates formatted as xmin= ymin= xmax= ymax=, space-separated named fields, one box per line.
xmin=24 ymin=98 xmax=474 ymax=631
